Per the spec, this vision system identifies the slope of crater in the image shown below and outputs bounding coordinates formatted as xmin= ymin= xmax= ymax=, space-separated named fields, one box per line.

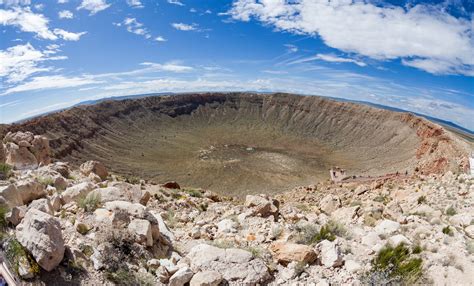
xmin=5 ymin=93 xmax=471 ymax=196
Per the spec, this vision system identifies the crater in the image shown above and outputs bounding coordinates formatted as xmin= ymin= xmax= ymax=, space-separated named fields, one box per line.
xmin=8 ymin=93 xmax=469 ymax=196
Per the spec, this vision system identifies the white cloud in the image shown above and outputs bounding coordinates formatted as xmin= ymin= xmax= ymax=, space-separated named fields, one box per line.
xmin=118 ymin=17 xmax=151 ymax=39
xmin=171 ymin=22 xmax=197 ymax=31
xmin=155 ymin=36 xmax=167 ymax=42
xmin=33 ymin=4 xmax=44 ymax=10
xmin=0 ymin=7 xmax=57 ymax=39
xmin=57 ymin=0 xmax=68 ymax=3
xmin=140 ymin=62 xmax=193 ymax=73
xmin=228 ymin=0 xmax=474 ymax=76
xmin=0 ymin=7 xmax=84 ymax=41
xmin=291 ymin=54 xmax=367 ymax=67
xmin=284 ymin=44 xmax=297 ymax=53
xmin=0 ymin=0 xmax=31 ymax=6
xmin=77 ymin=0 xmax=110 ymax=15
xmin=167 ymin=0 xmax=184 ymax=6
xmin=0 ymin=43 xmax=67 ymax=83
xmin=1 ymin=75 xmax=100 ymax=95
xmin=53 ymin=28 xmax=86 ymax=41
xmin=58 ymin=10 xmax=73 ymax=19
xmin=126 ymin=0 xmax=143 ymax=8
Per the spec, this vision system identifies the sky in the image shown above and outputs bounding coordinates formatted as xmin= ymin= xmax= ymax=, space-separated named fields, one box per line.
xmin=0 ymin=0 xmax=473 ymax=130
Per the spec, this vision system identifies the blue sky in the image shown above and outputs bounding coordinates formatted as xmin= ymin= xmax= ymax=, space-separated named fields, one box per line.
xmin=0 ymin=0 xmax=473 ymax=130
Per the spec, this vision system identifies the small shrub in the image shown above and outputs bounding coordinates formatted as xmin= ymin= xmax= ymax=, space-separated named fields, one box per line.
xmin=296 ymin=223 xmax=336 ymax=245
xmin=163 ymin=210 xmax=177 ymax=228
xmin=124 ymin=175 xmax=141 ymax=185
xmin=442 ymin=226 xmax=453 ymax=236
xmin=5 ymin=238 xmax=40 ymax=277
xmin=0 ymin=163 xmax=12 ymax=179
xmin=325 ymin=220 xmax=349 ymax=238
xmin=271 ymin=225 xmax=283 ymax=240
xmin=445 ymin=206 xmax=457 ymax=216
xmin=0 ymin=205 xmax=9 ymax=230
xmin=367 ymin=243 xmax=423 ymax=284
xmin=106 ymin=267 xmax=141 ymax=285
xmin=77 ymin=193 xmax=101 ymax=212
xmin=197 ymin=202 xmax=208 ymax=212
xmin=412 ymin=245 xmax=423 ymax=254
xmin=184 ymin=188 xmax=202 ymax=198
xmin=37 ymin=176 xmax=55 ymax=187
xmin=417 ymin=196 xmax=426 ymax=204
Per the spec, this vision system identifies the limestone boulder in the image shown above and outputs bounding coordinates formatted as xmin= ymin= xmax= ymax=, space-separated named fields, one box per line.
xmin=0 ymin=184 xmax=23 ymax=208
xmin=62 ymin=182 xmax=95 ymax=204
xmin=104 ymin=200 xmax=148 ymax=218
xmin=27 ymin=198 xmax=54 ymax=215
xmin=316 ymin=240 xmax=344 ymax=268
xmin=30 ymin=135 xmax=51 ymax=166
xmin=128 ymin=218 xmax=153 ymax=247
xmin=245 ymin=194 xmax=279 ymax=218
xmin=190 ymin=270 xmax=223 ymax=286
xmin=269 ymin=242 xmax=317 ymax=265
xmin=16 ymin=179 xmax=46 ymax=204
xmin=169 ymin=267 xmax=194 ymax=286
xmin=88 ymin=182 xmax=150 ymax=205
xmin=186 ymin=244 xmax=270 ymax=284
xmin=319 ymin=194 xmax=341 ymax=214
xmin=16 ymin=209 xmax=65 ymax=271
xmin=80 ymin=160 xmax=108 ymax=180
xmin=5 ymin=142 xmax=38 ymax=170
xmin=374 ymin=219 xmax=400 ymax=236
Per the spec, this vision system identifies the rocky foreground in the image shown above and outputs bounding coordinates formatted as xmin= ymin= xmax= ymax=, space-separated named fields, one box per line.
xmin=0 ymin=131 xmax=473 ymax=285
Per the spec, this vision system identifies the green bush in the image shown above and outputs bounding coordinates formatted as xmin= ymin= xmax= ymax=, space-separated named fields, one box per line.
xmin=369 ymin=243 xmax=423 ymax=284
xmin=37 ymin=176 xmax=55 ymax=187
xmin=296 ymin=223 xmax=337 ymax=245
xmin=77 ymin=193 xmax=101 ymax=212
xmin=442 ymin=226 xmax=453 ymax=236
xmin=184 ymin=188 xmax=202 ymax=198
xmin=417 ymin=196 xmax=426 ymax=205
xmin=445 ymin=206 xmax=457 ymax=216
xmin=5 ymin=238 xmax=40 ymax=277
xmin=0 ymin=163 xmax=12 ymax=180
xmin=0 ymin=205 xmax=9 ymax=230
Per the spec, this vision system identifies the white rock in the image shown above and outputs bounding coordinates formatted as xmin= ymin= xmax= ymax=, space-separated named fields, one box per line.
xmin=169 ymin=266 xmax=194 ymax=286
xmin=345 ymin=259 xmax=361 ymax=273
xmin=27 ymin=198 xmax=54 ymax=215
xmin=374 ymin=219 xmax=400 ymax=236
xmin=388 ymin=234 xmax=411 ymax=246
xmin=61 ymin=182 xmax=95 ymax=204
xmin=16 ymin=179 xmax=46 ymax=204
xmin=0 ymin=184 xmax=23 ymax=207
xmin=187 ymin=244 xmax=270 ymax=284
xmin=16 ymin=209 xmax=65 ymax=271
xmin=128 ymin=219 xmax=153 ymax=247
xmin=317 ymin=240 xmax=344 ymax=268
xmin=190 ymin=270 xmax=223 ymax=286
xmin=217 ymin=218 xmax=238 ymax=233
xmin=465 ymin=225 xmax=474 ymax=239
xmin=319 ymin=194 xmax=341 ymax=214
xmin=449 ymin=214 xmax=472 ymax=228
xmin=104 ymin=200 xmax=147 ymax=218
xmin=80 ymin=160 xmax=108 ymax=180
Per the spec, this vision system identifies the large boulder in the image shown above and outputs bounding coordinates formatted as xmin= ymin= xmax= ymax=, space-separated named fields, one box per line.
xmin=61 ymin=182 xmax=95 ymax=204
xmin=190 ymin=270 xmax=223 ymax=286
xmin=16 ymin=209 xmax=65 ymax=271
xmin=0 ymin=184 xmax=23 ymax=207
xmin=374 ymin=219 xmax=400 ymax=236
xmin=245 ymin=194 xmax=279 ymax=218
xmin=186 ymin=244 xmax=270 ymax=284
xmin=5 ymin=142 xmax=38 ymax=170
xmin=128 ymin=219 xmax=153 ymax=247
xmin=319 ymin=194 xmax=341 ymax=214
xmin=269 ymin=242 xmax=317 ymax=265
xmin=88 ymin=182 xmax=150 ymax=205
xmin=80 ymin=161 xmax=108 ymax=181
xmin=30 ymin=135 xmax=51 ymax=166
xmin=16 ymin=179 xmax=46 ymax=204
xmin=169 ymin=267 xmax=194 ymax=286
xmin=104 ymin=201 xmax=148 ymax=218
